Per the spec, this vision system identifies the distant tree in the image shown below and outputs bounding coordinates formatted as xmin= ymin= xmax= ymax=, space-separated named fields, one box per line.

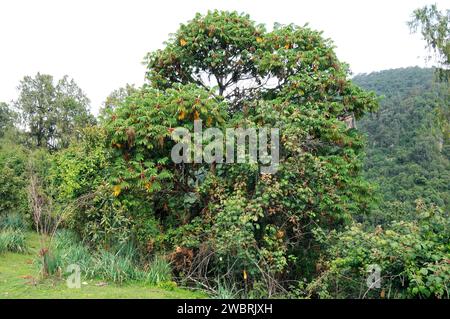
xmin=14 ymin=73 xmax=95 ymax=150
xmin=14 ymin=73 xmax=55 ymax=148
xmin=408 ymin=4 xmax=450 ymax=81
xmin=0 ymin=102 xmax=15 ymax=137
xmin=54 ymin=75 xmax=96 ymax=149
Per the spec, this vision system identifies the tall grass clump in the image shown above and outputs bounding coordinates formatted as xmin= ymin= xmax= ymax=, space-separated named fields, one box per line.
xmin=0 ymin=213 xmax=28 ymax=231
xmin=0 ymin=229 xmax=27 ymax=254
xmin=54 ymin=230 xmax=92 ymax=272
xmin=213 ymin=278 xmax=242 ymax=299
xmin=34 ymin=229 xmax=173 ymax=286
xmin=35 ymin=229 xmax=143 ymax=284
xmin=145 ymin=255 xmax=172 ymax=285
xmin=89 ymin=249 xmax=141 ymax=284
xmin=35 ymin=229 xmax=92 ymax=277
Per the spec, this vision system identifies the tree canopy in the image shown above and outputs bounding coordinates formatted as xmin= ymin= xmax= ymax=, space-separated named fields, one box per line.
xmin=100 ymin=10 xmax=379 ymax=287
xmin=408 ymin=4 xmax=450 ymax=81
xmin=14 ymin=73 xmax=95 ymax=150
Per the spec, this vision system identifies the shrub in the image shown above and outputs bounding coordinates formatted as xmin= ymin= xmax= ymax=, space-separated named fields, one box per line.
xmin=0 ymin=139 xmax=29 ymax=220
xmin=38 ymin=249 xmax=62 ymax=277
xmin=309 ymin=202 xmax=450 ymax=299
xmin=77 ymin=187 xmax=133 ymax=249
xmin=54 ymin=230 xmax=92 ymax=273
xmin=0 ymin=234 xmax=6 ymax=254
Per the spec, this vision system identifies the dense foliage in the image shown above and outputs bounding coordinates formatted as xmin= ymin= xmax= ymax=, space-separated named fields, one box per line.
xmin=355 ymin=67 xmax=449 ymax=223
xmin=308 ymin=201 xmax=449 ymax=299
xmin=0 ymin=138 xmax=29 ymax=219
xmin=0 ymin=11 xmax=448 ymax=299
xmin=0 ymin=102 xmax=15 ymax=137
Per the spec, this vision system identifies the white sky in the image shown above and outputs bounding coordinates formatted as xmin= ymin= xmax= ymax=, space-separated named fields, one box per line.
xmin=0 ymin=0 xmax=448 ymax=114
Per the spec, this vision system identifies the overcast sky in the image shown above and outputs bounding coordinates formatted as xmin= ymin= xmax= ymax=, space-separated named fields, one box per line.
xmin=0 ymin=0 xmax=447 ymax=114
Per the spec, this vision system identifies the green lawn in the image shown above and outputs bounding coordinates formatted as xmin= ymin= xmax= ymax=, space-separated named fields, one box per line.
xmin=0 ymin=232 xmax=206 ymax=299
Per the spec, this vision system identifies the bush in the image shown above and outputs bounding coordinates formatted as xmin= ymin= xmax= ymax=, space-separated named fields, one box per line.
xmin=54 ymin=230 xmax=92 ymax=273
xmin=0 ymin=229 xmax=27 ymax=254
xmin=37 ymin=230 xmax=135 ymax=282
xmin=309 ymin=202 xmax=450 ymax=299
xmin=0 ymin=139 xmax=29 ymax=220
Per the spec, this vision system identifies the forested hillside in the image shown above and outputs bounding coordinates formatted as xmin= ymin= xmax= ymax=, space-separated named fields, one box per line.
xmin=354 ymin=67 xmax=450 ymax=224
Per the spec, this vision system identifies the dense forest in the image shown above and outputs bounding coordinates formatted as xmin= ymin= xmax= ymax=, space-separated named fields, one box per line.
xmin=355 ymin=67 xmax=449 ymax=224
xmin=0 ymin=9 xmax=448 ymax=300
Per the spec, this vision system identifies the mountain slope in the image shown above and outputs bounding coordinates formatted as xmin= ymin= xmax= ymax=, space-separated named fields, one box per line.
xmin=354 ymin=67 xmax=449 ymax=223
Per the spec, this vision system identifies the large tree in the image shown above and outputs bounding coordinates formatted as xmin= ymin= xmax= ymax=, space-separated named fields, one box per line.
xmin=14 ymin=73 xmax=95 ymax=149
xmin=102 ymin=11 xmax=378 ymax=291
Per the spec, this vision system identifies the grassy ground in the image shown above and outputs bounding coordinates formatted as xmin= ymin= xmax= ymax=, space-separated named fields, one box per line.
xmin=0 ymin=232 xmax=206 ymax=299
